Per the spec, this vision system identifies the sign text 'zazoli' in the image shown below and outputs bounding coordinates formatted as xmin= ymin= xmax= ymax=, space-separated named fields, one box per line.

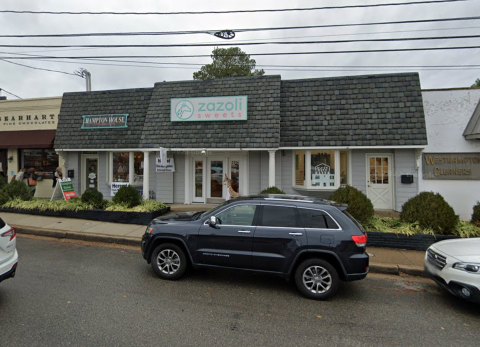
xmin=82 ymin=114 xmax=129 ymax=129
xmin=171 ymin=96 xmax=247 ymax=122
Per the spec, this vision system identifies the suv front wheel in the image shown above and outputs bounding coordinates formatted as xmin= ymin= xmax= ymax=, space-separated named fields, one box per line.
xmin=295 ymin=258 xmax=339 ymax=300
xmin=151 ymin=243 xmax=187 ymax=280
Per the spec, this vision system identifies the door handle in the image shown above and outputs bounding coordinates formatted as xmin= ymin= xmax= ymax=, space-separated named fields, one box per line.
xmin=238 ymin=230 xmax=251 ymax=233
xmin=289 ymin=232 xmax=303 ymax=236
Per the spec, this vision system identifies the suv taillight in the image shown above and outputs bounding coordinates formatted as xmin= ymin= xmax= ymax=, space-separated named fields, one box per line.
xmin=351 ymin=234 xmax=367 ymax=247
xmin=1 ymin=227 xmax=16 ymax=241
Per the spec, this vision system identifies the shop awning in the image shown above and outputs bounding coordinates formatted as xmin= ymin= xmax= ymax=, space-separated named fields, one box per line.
xmin=463 ymin=100 xmax=480 ymax=140
xmin=0 ymin=130 xmax=56 ymax=149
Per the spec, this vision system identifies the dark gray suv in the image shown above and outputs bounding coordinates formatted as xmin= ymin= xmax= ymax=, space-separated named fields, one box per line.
xmin=141 ymin=195 xmax=369 ymax=300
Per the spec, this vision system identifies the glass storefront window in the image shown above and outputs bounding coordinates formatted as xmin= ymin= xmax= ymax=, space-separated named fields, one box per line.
xmin=113 ymin=152 xmax=129 ymax=182
xmin=22 ymin=149 xmax=58 ymax=176
xmin=133 ymin=152 xmax=144 ymax=184
xmin=295 ymin=151 xmax=306 ymax=186
xmin=293 ymin=150 xmax=349 ymax=189
xmin=311 ymin=150 xmax=335 ymax=188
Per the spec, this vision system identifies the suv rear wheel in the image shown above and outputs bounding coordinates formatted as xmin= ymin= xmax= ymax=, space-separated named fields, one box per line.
xmin=295 ymin=258 xmax=339 ymax=300
xmin=151 ymin=243 xmax=187 ymax=280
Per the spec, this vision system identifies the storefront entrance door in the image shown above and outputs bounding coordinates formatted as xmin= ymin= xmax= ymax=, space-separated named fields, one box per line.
xmin=82 ymin=155 xmax=99 ymax=193
xmin=366 ymin=154 xmax=393 ymax=209
xmin=0 ymin=150 xmax=7 ymax=184
xmin=209 ymin=159 xmax=225 ymax=199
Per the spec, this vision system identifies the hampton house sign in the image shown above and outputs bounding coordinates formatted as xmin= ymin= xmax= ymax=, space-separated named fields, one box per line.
xmin=171 ymin=96 xmax=248 ymax=122
xmin=423 ymin=153 xmax=480 ymax=180
xmin=81 ymin=114 xmax=129 ymax=129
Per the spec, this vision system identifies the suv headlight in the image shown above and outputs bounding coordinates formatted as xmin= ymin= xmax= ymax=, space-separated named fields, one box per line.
xmin=452 ymin=263 xmax=480 ymax=274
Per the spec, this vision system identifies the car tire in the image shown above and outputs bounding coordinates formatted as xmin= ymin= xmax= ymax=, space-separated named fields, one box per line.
xmin=294 ymin=258 xmax=339 ymax=300
xmin=151 ymin=243 xmax=187 ymax=280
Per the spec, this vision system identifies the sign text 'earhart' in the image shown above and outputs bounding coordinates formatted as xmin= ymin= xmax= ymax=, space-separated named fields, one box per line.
xmin=422 ymin=153 xmax=480 ymax=180
xmin=171 ymin=96 xmax=247 ymax=122
xmin=82 ymin=114 xmax=129 ymax=129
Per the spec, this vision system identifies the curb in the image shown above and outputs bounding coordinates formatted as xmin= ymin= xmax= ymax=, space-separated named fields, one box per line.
xmin=14 ymin=225 xmax=140 ymax=247
xmin=370 ymin=262 xmax=426 ymax=278
xmin=14 ymin=226 xmax=427 ymax=278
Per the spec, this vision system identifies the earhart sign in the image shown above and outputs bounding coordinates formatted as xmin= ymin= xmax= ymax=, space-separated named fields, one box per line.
xmin=171 ymin=96 xmax=247 ymax=122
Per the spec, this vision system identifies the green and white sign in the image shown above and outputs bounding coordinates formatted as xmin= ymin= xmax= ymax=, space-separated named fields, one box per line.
xmin=171 ymin=96 xmax=247 ymax=122
xmin=82 ymin=114 xmax=129 ymax=129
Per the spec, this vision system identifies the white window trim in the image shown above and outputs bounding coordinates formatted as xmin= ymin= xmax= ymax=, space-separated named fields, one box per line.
xmin=292 ymin=149 xmax=350 ymax=190
xmin=107 ymin=151 xmax=144 ymax=187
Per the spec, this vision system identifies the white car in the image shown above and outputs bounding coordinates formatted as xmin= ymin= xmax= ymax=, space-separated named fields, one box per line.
xmin=0 ymin=216 xmax=18 ymax=283
xmin=425 ymin=238 xmax=480 ymax=303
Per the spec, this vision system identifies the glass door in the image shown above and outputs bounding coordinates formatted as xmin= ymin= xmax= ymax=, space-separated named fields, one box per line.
xmin=193 ymin=158 xmax=204 ymax=202
xmin=86 ymin=157 xmax=98 ymax=191
xmin=229 ymin=158 xmax=241 ymax=195
xmin=209 ymin=159 xmax=225 ymax=199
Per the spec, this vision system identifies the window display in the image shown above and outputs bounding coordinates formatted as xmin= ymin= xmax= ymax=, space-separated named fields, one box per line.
xmin=133 ymin=152 xmax=144 ymax=184
xmin=22 ymin=149 xmax=58 ymax=177
xmin=113 ymin=152 xmax=129 ymax=182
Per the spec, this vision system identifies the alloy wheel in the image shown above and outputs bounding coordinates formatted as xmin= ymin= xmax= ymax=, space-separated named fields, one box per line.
xmin=302 ymin=265 xmax=332 ymax=294
xmin=157 ymin=249 xmax=181 ymax=275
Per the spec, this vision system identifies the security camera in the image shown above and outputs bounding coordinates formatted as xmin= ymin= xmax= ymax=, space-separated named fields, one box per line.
xmin=201 ymin=150 xmax=206 ymax=154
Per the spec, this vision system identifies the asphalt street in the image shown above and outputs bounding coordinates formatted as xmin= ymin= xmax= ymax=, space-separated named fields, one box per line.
xmin=1 ymin=235 xmax=479 ymax=347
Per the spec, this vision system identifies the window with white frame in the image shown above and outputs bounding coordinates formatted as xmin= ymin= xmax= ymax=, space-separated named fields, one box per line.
xmin=110 ymin=152 xmax=144 ymax=184
xmin=293 ymin=150 xmax=349 ymax=189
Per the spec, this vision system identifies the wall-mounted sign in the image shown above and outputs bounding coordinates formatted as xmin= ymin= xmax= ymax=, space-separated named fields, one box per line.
xmin=156 ymin=158 xmax=175 ymax=172
xmin=111 ymin=182 xmax=129 ymax=196
xmin=82 ymin=114 xmax=129 ymax=129
xmin=423 ymin=153 xmax=480 ymax=180
xmin=0 ymin=97 xmax=61 ymax=132
xmin=171 ymin=96 xmax=247 ymax=122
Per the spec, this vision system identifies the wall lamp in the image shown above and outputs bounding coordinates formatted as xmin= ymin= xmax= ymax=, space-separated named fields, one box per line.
xmin=7 ymin=156 xmax=13 ymax=162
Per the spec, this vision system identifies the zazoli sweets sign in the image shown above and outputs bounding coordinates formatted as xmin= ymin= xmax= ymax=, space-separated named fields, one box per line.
xmin=82 ymin=114 xmax=129 ymax=129
xmin=171 ymin=96 xmax=247 ymax=122
xmin=423 ymin=153 xmax=480 ymax=180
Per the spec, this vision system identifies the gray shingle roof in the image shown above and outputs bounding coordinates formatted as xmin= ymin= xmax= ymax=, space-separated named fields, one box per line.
xmin=54 ymin=73 xmax=427 ymax=150
xmin=55 ymin=88 xmax=153 ymax=149
xmin=280 ymin=73 xmax=427 ymax=147
xmin=139 ymin=75 xmax=281 ymax=149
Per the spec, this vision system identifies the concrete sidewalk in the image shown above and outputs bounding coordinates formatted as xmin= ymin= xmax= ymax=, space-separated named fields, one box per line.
xmin=0 ymin=210 xmax=426 ymax=278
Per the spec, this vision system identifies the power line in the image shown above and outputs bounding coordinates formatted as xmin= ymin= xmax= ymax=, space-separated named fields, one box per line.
xmin=0 ymin=58 xmax=77 ymax=76
xmin=0 ymin=88 xmax=22 ymax=99
xmin=2 ymin=16 xmax=479 ymax=38
xmin=0 ymin=0 xmax=471 ymax=16
xmin=1 ymin=45 xmax=479 ymax=60
xmin=2 ymin=34 xmax=480 ymax=49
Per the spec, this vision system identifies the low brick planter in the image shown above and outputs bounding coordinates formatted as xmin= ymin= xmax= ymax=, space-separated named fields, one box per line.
xmin=367 ymin=231 xmax=460 ymax=251
xmin=0 ymin=206 xmax=170 ymax=225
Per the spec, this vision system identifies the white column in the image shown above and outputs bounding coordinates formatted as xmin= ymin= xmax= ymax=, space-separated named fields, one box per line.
xmin=305 ymin=150 xmax=311 ymax=188
xmin=268 ymin=150 xmax=276 ymax=187
xmin=143 ymin=151 xmax=150 ymax=200
xmin=334 ymin=150 xmax=341 ymax=188
xmin=184 ymin=153 xmax=192 ymax=204
xmin=129 ymin=152 xmax=134 ymax=184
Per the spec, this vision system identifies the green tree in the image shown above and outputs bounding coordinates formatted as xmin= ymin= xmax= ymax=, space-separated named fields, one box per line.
xmin=193 ymin=47 xmax=265 ymax=80
xmin=472 ymin=78 xmax=480 ymax=88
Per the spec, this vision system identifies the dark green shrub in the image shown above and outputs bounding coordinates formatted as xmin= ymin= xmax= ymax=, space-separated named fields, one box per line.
xmin=260 ymin=186 xmax=285 ymax=194
xmin=0 ymin=190 xmax=9 ymax=206
xmin=328 ymin=185 xmax=374 ymax=225
xmin=112 ymin=185 xmax=142 ymax=208
xmin=400 ymin=192 xmax=459 ymax=234
xmin=81 ymin=189 xmax=105 ymax=209
xmin=0 ymin=178 xmax=6 ymax=190
xmin=471 ymin=201 xmax=480 ymax=226
xmin=0 ymin=180 xmax=32 ymax=203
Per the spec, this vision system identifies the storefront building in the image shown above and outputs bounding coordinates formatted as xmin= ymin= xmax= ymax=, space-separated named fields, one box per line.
xmin=54 ymin=73 xmax=427 ymax=210
xmin=419 ymin=88 xmax=480 ymax=220
xmin=0 ymin=97 xmax=62 ymax=198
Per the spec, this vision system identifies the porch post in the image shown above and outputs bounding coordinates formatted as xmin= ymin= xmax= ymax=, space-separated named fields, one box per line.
xmin=268 ymin=150 xmax=276 ymax=187
xmin=129 ymin=152 xmax=134 ymax=184
xmin=143 ymin=151 xmax=150 ymax=200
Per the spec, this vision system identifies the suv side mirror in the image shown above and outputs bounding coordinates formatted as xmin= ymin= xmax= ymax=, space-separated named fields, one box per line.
xmin=209 ymin=216 xmax=218 ymax=227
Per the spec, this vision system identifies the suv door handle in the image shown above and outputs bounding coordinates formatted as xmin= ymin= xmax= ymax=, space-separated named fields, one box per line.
xmin=238 ymin=230 xmax=251 ymax=233
xmin=289 ymin=232 xmax=303 ymax=236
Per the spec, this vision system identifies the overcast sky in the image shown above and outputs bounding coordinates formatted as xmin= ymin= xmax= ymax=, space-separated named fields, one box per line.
xmin=1 ymin=0 xmax=479 ymax=99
